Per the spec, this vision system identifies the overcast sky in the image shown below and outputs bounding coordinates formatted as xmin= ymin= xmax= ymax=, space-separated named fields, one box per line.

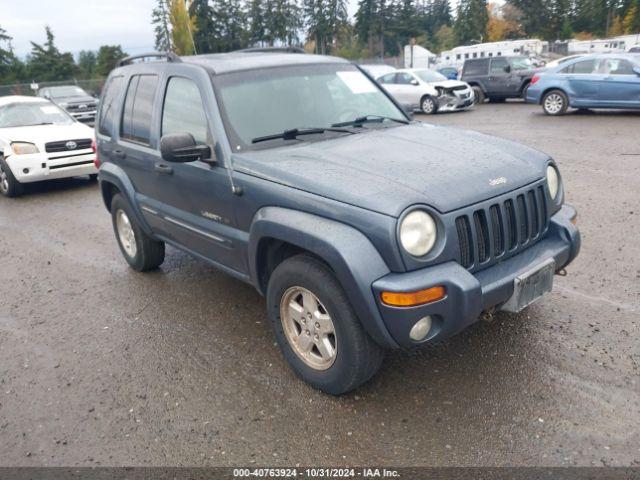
xmin=4 ymin=0 xmax=363 ymax=58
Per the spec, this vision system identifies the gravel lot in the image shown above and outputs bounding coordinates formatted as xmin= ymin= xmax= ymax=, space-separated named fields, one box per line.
xmin=0 ymin=102 xmax=638 ymax=467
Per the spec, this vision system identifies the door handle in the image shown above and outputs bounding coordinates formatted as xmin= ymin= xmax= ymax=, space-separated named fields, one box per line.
xmin=154 ymin=162 xmax=173 ymax=174
xmin=112 ymin=149 xmax=126 ymax=160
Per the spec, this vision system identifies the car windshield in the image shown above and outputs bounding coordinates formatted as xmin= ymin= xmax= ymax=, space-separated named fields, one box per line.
xmin=0 ymin=102 xmax=73 ymax=128
xmin=213 ymin=63 xmax=406 ymax=150
xmin=511 ymin=58 xmax=534 ymax=70
xmin=47 ymin=86 xmax=89 ymax=98
xmin=415 ymin=70 xmax=447 ymax=82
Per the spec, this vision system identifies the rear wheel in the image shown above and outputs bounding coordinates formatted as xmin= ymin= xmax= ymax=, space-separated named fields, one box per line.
xmin=420 ymin=95 xmax=437 ymax=114
xmin=542 ymin=89 xmax=568 ymax=116
xmin=0 ymin=157 xmax=24 ymax=198
xmin=471 ymin=86 xmax=485 ymax=104
xmin=110 ymin=194 xmax=165 ymax=271
xmin=88 ymin=174 xmax=98 ymax=181
xmin=267 ymin=254 xmax=385 ymax=395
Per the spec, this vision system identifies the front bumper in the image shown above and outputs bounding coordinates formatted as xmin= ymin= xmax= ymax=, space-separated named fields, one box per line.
xmin=371 ymin=205 xmax=580 ymax=348
xmin=6 ymin=151 xmax=97 ymax=183
xmin=437 ymin=89 xmax=475 ymax=112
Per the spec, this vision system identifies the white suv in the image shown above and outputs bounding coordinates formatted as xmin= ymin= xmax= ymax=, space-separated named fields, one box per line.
xmin=377 ymin=68 xmax=474 ymax=114
xmin=0 ymin=96 xmax=97 ymax=197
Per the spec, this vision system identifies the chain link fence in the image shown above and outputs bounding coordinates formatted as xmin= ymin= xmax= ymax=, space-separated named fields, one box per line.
xmin=0 ymin=78 xmax=106 ymax=98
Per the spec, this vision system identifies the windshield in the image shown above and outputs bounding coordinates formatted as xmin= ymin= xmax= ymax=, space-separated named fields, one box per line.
xmin=0 ymin=102 xmax=73 ymax=128
xmin=511 ymin=57 xmax=534 ymax=70
xmin=47 ymin=86 xmax=89 ymax=98
xmin=415 ymin=70 xmax=447 ymax=82
xmin=213 ymin=64 xmax=406 ymax=150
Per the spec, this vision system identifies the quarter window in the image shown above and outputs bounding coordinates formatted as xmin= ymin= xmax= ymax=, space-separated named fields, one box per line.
xmin=162 ymin=77 xmax=210 ymax=144
xmin=98 ymin=75 xmax=124 ymax=137
xmin=379 ymin=73 xmax=396 ymax=84
xmin=121 ymin=74 xmax=159 ymax=145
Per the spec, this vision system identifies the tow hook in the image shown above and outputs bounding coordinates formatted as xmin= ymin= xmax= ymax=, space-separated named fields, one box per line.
xmin=480 ymin=308 xmax=496 ymax=322
xmin=556 ymin=268 xmax=567 ymax=277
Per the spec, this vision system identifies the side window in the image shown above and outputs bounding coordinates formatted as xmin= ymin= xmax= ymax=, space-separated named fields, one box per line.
xmin=121 ymin=74 xmax=159 ymax=145
xmin=379 ymin=73 xmax=396 ymax=84
xmin=396 ymin=73 xmax=414 ymax=85
xmin=490 ymin=58 xmax=508 ymax=74
xmin=601 ymin=58 xmax=635 ymax=75
xmin=162 ymin=77 xmax=210 ymax=144
xmin=568 ymin=59 xmax=596 ymax=74
xmin=98 ymin=75 xmax=124 ymax=137
xmin=464 ymin=60 xmax=487 ymax=76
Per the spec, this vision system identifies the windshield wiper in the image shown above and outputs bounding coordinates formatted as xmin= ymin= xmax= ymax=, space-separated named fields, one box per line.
xmin=331 ymin=115 xmax=409 ymax=128
xmin=251 ymin=127 xmax=353 ymax=144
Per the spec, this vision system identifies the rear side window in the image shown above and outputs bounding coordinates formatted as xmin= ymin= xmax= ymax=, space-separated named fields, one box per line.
xmin=162 ymin=77 xmax=210 ymax=144
xmin=98 ymin=75 xmax=124 ymax=137
xmin=464 ymin=60 xmax=487 ymax=76
xmin=489 ymin=58 xmax=509 ymax=74
xmin=121 ymin=74 xmax=158 ymax=145
xmin=562 ymin=60 xmax=596 ymax=74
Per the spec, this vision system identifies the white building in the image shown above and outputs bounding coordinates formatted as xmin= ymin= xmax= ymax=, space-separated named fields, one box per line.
xmin=436 ymin=39 xmax=548 ymax=68
xmin=403 ymin=45 xmax=437 ymax=69
xmin=567 ymin=34 xmax=640 ymax=54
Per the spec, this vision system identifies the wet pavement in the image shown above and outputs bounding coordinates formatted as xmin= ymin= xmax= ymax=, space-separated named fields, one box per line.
xmin=0 ymin=103 xmax=638 ymax=467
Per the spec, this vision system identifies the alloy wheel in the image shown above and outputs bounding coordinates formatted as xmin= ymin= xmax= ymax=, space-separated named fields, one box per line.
xmin=116 ymin=209 xmax=137 ymax=258
xmin=280 ymin=286 xmax=337 ymax=371
xmin=0 ymin=165 xmax=8 ymax=194
xmin=544 ymin=93 xmax=564 ymax=115
xmin=422 ymin=98 xmax=435 ymax=114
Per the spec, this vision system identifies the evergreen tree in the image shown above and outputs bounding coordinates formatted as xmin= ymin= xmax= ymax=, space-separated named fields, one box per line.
xmin=304 ymin=0 xmax=348 ymax=54
xmin=96 ymin=45 xmax=127 ymax=77
xmin=152 ymin=0 xmax=173 ymax=51
xmin=77 ymin=50 xmax=97 ymax=78
xmin=623 ymin=0 xmax=640 ymax=33
xmin=28 ymin=27 xmax=77 ymax=81
xmin=190 ymin=0 xmax=218 ymax=53
xmin=212 ymin=0 xmax=248 ymax=51
xmin=355 ymin=0 xmax=379 ymax=53
xmin=454 ymin=0 xmax=488 ymax=45
xmin=247 ymin=0 xmax=267 ymax=46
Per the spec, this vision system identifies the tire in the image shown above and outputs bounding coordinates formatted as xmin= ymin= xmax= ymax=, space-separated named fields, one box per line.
xmin=110 ymin=194 xmax=165 ymax=271
xmin=89 ymin=174 xmax=98 ymax=181
xmin=420 ymin=95 xmax=437 ymax=115
xmin=542 ymin=89 xmax=568 ymax=116
xmin=0 ymin=156 xmax=24 ymax=198
xmin=267 ymin=254 xmax=385 ymax=395
xmin=521 ymin=83 xmax=531 ymax=100
xmin=471 ymin=86 xmax=485 ymax=104
xmin=488 ymin=97 xmax=506 ymax=103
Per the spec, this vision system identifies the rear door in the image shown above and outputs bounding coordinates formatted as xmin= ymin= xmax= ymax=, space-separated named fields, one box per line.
xmin=563 ymin=59 xmax=600 ymax=104
xmin=595 ymin=57 xmax=640 ymax=106
xmin=392 ymin=72 xmax=421 ymax=106
xmin=488 ymin=58 xmax=510 ymax=95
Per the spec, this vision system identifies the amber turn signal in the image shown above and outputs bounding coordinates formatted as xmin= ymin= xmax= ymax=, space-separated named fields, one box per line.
xmin=381 ymin=286 xmax=446 ymax=307
xmin=570 ymin=214 xmax=578 ymax=225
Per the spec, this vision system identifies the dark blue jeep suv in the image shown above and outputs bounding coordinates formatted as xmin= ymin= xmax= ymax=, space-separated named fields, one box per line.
xmin=95 ymin=49 xmax=580 ymax=395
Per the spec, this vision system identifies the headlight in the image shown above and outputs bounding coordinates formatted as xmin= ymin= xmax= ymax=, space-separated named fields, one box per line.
xmin=546 ymin=165 xmax=560 ymax=201
xmin=400 ymin=210 xmax=437 ymax=257
xmin=11 ymin=142 xmax=39 ymax=155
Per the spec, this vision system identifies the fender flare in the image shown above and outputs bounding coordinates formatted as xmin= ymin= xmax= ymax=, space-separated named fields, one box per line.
xmin=248 ymin=206 xmax=398 ymax=348
xmin=98 ymin=162 xmax=155 ymax=237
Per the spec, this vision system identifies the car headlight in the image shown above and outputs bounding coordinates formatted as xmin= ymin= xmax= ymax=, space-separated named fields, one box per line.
xmin=400 ymin=210 xmax=437 ymax=257
xmin=546 ymin=165 xmax=560 ymax=201
xmin=11 ymin=142 xmax=39 ymax=155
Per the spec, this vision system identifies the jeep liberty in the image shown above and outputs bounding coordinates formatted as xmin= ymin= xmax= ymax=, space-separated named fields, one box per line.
xmin=96 ymin=50 xmax=580 ymax=395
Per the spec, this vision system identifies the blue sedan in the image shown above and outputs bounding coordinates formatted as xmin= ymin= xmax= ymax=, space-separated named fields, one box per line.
xmin=526 ymin=54 xmax=640 ymax=115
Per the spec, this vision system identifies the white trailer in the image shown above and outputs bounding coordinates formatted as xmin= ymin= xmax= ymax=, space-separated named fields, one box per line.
xmin=567 ymin=34 xmax=640 ymax=54
xmin=436 ymin=39 xmax=548 ymax=69
xmin=403 ymin=45 xmax=437 ymax=69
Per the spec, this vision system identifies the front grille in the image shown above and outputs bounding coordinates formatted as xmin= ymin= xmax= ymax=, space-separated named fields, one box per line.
xmin=45 ymin=138 xmax=92 ymax=153
xmin=456 ymin=185 xmax=548 ymax=270
xmin=65 ymin=103 xmax=96 ymax=112
xmin=451 ymin=85 xmax=468 ymax=91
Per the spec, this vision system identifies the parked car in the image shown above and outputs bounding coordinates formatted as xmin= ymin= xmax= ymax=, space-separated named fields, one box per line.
xmin=96 ymin=50 xmax=580 ymax=395
xmin=627 ymin=45 xmax=640 ymax=53
xmin=461 ymin=56 xmax=540 ymax=104
xmin=437 ymin=67 xmax=459 ymax=80
xmin=359 ymin=63 xmax=396 ymax=80
xmin=377 ymin=68 xmax=474 ymax=114
xmin=0 ymin=96 xmax=97 ymax=197
xmin=38 ymin=85 xmax=99 ymax=124
xmin=526 ymin=54 xmax=640 ymax=115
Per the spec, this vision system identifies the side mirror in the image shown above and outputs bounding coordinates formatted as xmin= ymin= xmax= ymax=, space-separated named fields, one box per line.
xmin=410 ymin=79 xmax=419 ymax=86
xmin=504 ymin=65 xmax=512 ymax=73
xmin=401 ymin=103 xmax=414 ymax=120
xmin=160 ymin=133 xmax=213 ymax=164
xmin=634 ymin=66 xmax=640 ymax=76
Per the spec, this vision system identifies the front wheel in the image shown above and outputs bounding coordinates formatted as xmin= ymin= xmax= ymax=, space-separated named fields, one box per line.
xmin=420 ymin=95 xmax=437 ymax=114
xmin=110 ymin=194 xmax=165 ymax=271
xmin=542 ymin=90 xmax=568 ymax=116
xmin=267 ymin=254 xmax=384 ymax=395
xmin=472 ymin=86 xmax=485 ymax=104
xmin=0 ymin=157 xmax=24 ymax=198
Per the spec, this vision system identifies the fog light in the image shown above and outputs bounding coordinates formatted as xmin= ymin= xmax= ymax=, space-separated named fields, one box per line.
xmin=409 ymin=316 xmax=432 ymax=342
xmin=22 ymin=168 xmax=29 ymax=174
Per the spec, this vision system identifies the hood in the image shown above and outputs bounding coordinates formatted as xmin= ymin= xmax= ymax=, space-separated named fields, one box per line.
xmin=0 ymin=123 xmax=94 ymax=146
xmin=233 ymin=123 xmax=549 ymax=217
xmin=431 ymin=79 xmax=468 ymax=89
xmin=54 ymin=95 xmax=97 ymax=105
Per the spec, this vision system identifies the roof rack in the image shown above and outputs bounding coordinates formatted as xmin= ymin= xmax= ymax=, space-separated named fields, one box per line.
xmin=238 ymin=47 xmax=306 ymax=54
xmin=117 ymin=52 xmax=182 ymax=67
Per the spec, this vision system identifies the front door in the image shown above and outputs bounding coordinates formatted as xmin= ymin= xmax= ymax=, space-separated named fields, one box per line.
xmin=139 ymin=75 xmax=243 ymax=273
xmin=595 ymin=57 xmax=640 ymax=106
